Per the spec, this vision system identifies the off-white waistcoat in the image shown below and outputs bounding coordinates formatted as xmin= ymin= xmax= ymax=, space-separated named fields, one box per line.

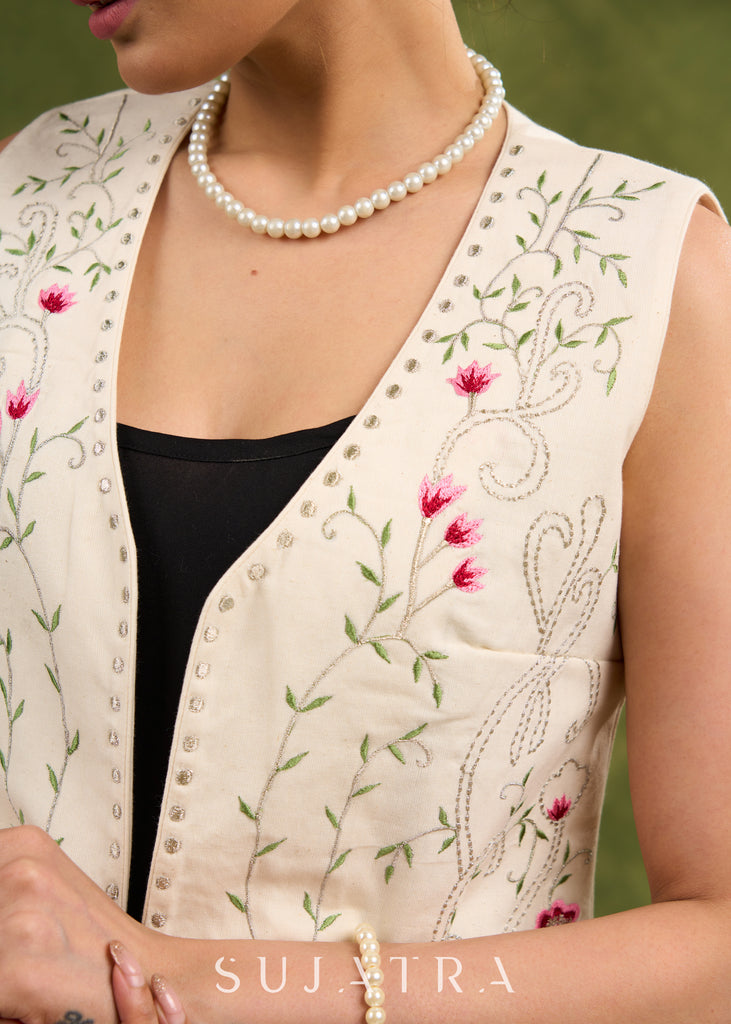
xmin=0 ymin=85 xmax=718 ymax=942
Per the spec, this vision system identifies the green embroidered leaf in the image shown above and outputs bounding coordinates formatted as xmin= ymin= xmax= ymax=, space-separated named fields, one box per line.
xmin=47 ymin=764 xmax=58 ymax=793
xmin=301 ymin=695 xmax=333 ymax=712
xmin=375 ymin=844 xmax=396 ymax=859
xmin=554 ymin=320 xmax=563 ymax=342
xmin=360 ymin=735 xmax=369 ymax=763
xmin=438 ymin=834 xmax=456 ymax=854
xmin=96 ymin=128 xmax=105 ymax=146
xmin=517 ymin=330 xmax=534 ymax=348
xmin=578 ymin=189 xmax=593 ymax=206
xmin=599 ymin=257 xmax=607 ymax=275
xmin=325 ymin=806 xmax=339 ymax=829
xmin=370 ymin=641 xmax=390 ymax=663
xmin=384 ymin=864 xmax=395 ymax=884
xmin=608 ymin=253 xmax=629 ymax=261
xmin=549 ymin=191 xmax=563 ymax=205
xmin=556 ymin=873 xmax=571 ymax=888
xmin=617 ymin=268 xmax=628 ymax=288
xmin=508 ymin=301 xmax=529 ymax=313
xmin=143 ymin=118 xmax=152 ymax=133
xmin=277 ymin=752 xmax=308 ymax=772
xmin=616 ymin=194 xmax=639 ymax=202
xmin=645 ymin=181 xmax=665 ymax=191
xmin=606 ymin=316 xmax=632 ymax=327
xmin=70 ymin=227 xmax=81 ymax=241
xmin=285 ymin=686 xmax=298 ymax=711
xmin=596 ymin=327 xmax=608 ymax=347
xmin=553 ymin=256 xmax=562 ymax=278
xmin=32 ymin=610 xmax=50 ymax=632
xmin=380 ymin=519 xmax=392 ymax=548
xmin=483 ymin=342 xmax=508 ymax=350
xmin=103 ymin=168 xmax=123 ymax=183
xmin=347 ymin=486 xmax=356 ymax=512
xmin=573 ymin=244 xmax=581 ymax=263
xmin=96 ymin=218 xmax=104 ymax=232
xmin=4 ymin=631 xmax=9 ymax=654
xmin=484 ymin=287 xmax=505 ymax=299
xmin=435 ymin=333 xmax=455 ymax=345
xmin=344 ymin=615 xmax=358 ymax=644
xmin=52 ymin=265 xmax=72 ymax=273
xmin=46 ymin=664 xmax=60 ymax=693
xmin=227 ymin=892 xmax=246 ymax=913
xmin=357 ymin=562 xmax=381 ymax=586
xmin=256 ymin=838 xmax=287 ymax=857
xmin=23 ymin=472 xmax=45 ymax=484
xmin=516 ymin=235 xmax=527 ymax=251
xmin=438 ymin=806 xmax=449 ymax=827
xmin=388 ymin=744 xmax=405 ymax=764
xmin=377 ymin=592 xmax=402 ymax=613
xmin=0 ymin=677 xmax=6 ymax=703
xmin=563 ymin=841 xmax=571 ymax=865
xmin=319 ymin=913 xmax=341 ymax=931
xmin=516 ymin=877 xmax=524 ymax=895
xmin=535 ymin=829 xmax=548 ymax=841
xmin=0 ymin=750 xmax=5 ymax=772
xmin=12 ymin=699 xmax=25 ymax=723
xmin=18 ymin=808 xmax=24 ymax=825
xmin=433 ymin=681 xmax=443 ymax=708
xmin=352 ymin=783 xmax=380 ymax=797
xmin=412 ymin=657 xmax=423 ymax=683
xmin=90 ymin=273 xmax=101 ymax=291
xmin=7 ymin=490 xmax=17 ymax=517
xmin=403 ymin=843 xmax=414 ymax=867
xmin=442 ymin=342 xmax=454 ymax=363
xmin=238 ymin=797 xmax=256 ymax=820
xmin=399 ymin=723 xmax=427 ymax=742
xmin=422 ymin=650 xmax=448 ymax=660
xmin=27 ymin=231 xmax=37 ymax=251
xmin=606 ymin=367 xmax=618 ymax=395
xmin=328 ymin=849 xmax=351 ymax=873
xmin=50 ymin=605 xmax=61 ymax=632
xmin=613 ymin=180 xmax=627 ymax=195
xmin=0 ymin=537 xmax=13 ymax=551
xmin=460 ymin=332 xmax=469 ymax=351
xmin=5 ymin=248 xmax=27 ymax=257
xmin=12 ymin=185 xmax=26 ymax=196
xmin=518 ymin=822 xmax=526 ymax=844
xmin=529 ymin=211 xmax=540 ymax=227
xmin=29 ymin=427 xmax=39 ymax=453
xmin=303 ymin=892 xmax=315 ymax=920
xmin=67 ymin=730 xmax=80 ymax=756
xmin=473 ymin=285 xmax=481 ymax=299
xmin=561 ymin=339 xmax=588 ymax=349
xmin=537 ymin=171 xmax=546 ymax=190
xmin=511 ymin=274 xmax=521 ymax=296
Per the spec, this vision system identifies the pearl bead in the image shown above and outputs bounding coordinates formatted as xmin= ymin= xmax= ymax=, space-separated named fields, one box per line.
xmin=215 ymin=191 xmax=232 ymax=208
xmin=355 ymin=924 xmax=376 ymax=943
xmin=237 ymin=208 xmax=256 ymax=226
xmin=320 ymin=214 xmax=341 ymax=234
xmin=337 ymin=205 xmax=358 ymax=226
xmin=387 ymin=180 xmax=407 ymax=202
xmin=469 ymin=123 xmax=485 ymax=140
xmin=354 ymin=197 xmax=375 ymax=218
xmin=456 ymin=133 xmax=475 ymax=151
xmin=359 ymin=939 xmax=380 ymax=956
xmin=197 ymin=172 xmax=216 ymax=188
xmin=365 ymin=987 xmax=385 ymax=1007
xmin=226 ymin=200 xmax=244 ymax=219
xmin=190 ymin=162 xmax=208 ymax=176
xmin=445 ymin=143 xmax=464 ymax=163
xmin=418 ymin=162 xmax=438 ymax=184
xmin=403 ymin=172 xmax=424 ymax=193
xmin=371 ymin=189 xmax=391 ymax=210
xmin=360 ymin=952 xmax=381 ymax=969
xmin=433 ymin=153 xmax=453 ymax=175
xmin=284 ymin=219 xmax=303 ymax=239
xmin=302 ymin=218 xmax=322 ymax=238
xmin=204 ymin=182 xmax=224 ymax=199
xmin=364 ymin=966 xmax=385 ymax=986
xmin=365 ymin=1008 xmax=386 ymax=1024
xmin=251 ymin=215 xmax=269 ymax=234
xmin=266 ymin=218 xmax=285 ymax=238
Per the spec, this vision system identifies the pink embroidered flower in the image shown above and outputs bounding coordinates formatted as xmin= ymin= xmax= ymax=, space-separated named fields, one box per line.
xmin=444 ymin=513 xmax=483 ymax=548
xmin=535 ymin=900 xmax=581 ymax=928
xmin=38 ymin=284 xmax=77 ymax=314
xmin=6 ymin=381 xmax=39 ymax=421
xmin=452 ymin=557 xmax=487 ymax=592
xmin=447 ymin=360 xmax=500 ymax=398
xmin=418 ymin=474 xmax=466 ymax=520
xmin=546 ymin=795 xmax=572 ymax=821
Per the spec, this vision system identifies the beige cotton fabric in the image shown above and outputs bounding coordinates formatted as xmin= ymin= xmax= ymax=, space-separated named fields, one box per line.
xmin=0 ymin=85 xmax=719 ymax=941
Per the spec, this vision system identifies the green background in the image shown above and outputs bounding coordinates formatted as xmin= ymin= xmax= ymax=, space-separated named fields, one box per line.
xmin=2 ymin=0 xmax=728 ymax=917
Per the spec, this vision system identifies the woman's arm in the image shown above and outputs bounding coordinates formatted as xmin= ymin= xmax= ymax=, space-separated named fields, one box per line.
xmin=0 ymin=207 xmax=729 ymax=1024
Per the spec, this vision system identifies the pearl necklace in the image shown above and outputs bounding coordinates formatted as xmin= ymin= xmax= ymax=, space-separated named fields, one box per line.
xmin=187 ymin=48 xmax=505 ymax=240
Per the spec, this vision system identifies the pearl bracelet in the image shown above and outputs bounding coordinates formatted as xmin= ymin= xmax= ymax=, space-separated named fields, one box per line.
xmin=355 ymin=922 xmax=386 ymax=1024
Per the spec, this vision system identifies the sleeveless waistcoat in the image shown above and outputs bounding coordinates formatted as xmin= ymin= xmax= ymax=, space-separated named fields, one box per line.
xmin=0 ymin=86 xmax=718 ymax=941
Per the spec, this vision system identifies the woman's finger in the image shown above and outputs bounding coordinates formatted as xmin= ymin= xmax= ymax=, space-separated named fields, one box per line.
xmin=110 ymin=941 xmax=159 ymax=1024
xmin=150 ymin=976 xmax=186 ymax=1024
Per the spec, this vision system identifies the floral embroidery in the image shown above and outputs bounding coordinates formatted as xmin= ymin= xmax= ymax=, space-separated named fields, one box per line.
xmin=417 ymin=474 xmax=466 ymax=519
xmin=452 ymin=557 xmax=487 ymax=592
xmin=443 ymin=513 xmax=483 ymax=548
xmin=38 ymin=284 xmax=77 ymax=314
xmin=546 ymin=795 xmax=572 ymax=821
xmin=535 ymin=898 xmax=581 ymax=927
xmin=5 ymin=381 xmax=39 ymax=421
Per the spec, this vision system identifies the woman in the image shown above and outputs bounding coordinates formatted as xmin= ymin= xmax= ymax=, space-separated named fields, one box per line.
xmin=0 ymin=0 xmax=729 ymax=1021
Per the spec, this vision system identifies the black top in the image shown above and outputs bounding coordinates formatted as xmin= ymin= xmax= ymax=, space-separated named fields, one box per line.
xmin=116 ymin=416 xmax=353 ymax=921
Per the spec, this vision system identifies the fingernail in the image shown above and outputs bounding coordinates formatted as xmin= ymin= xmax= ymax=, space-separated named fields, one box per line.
xmin=109 ymin=940 xmax=146 ymax=989
xmin=152 ymin=974 xmax=185 ymax=1024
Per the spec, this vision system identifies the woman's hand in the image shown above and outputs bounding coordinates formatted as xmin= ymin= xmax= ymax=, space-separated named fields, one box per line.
xmin=0 ymin=825 xmax=165 ymax=1024
xmin=110 ymin=942 xmax=185 ymax=1024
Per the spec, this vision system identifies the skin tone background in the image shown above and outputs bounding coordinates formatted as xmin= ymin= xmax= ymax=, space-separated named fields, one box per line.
xmin=0 ymin=0 xmax=728 ymax=924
